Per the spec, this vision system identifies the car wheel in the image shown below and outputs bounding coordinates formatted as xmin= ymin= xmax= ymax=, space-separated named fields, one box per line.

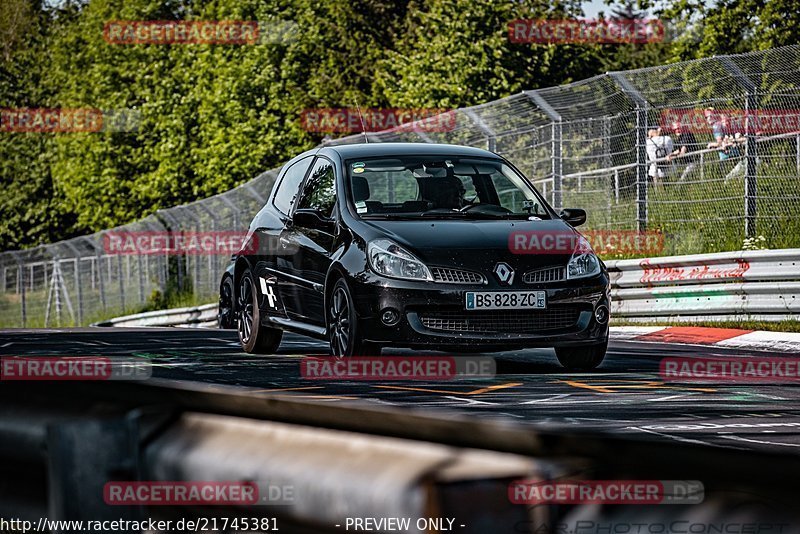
xmin=237 ymin=269 xmax=283 ymax=354
xmin=555 ymin=342 xmax=607 ymax=371
xmin=218 ymin=276 xmax=235 ymax=329
xmin=328 ymin=278 xmax=380 ymax=357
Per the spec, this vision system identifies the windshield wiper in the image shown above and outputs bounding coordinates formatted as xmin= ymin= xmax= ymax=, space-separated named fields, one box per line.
xmin=418 ymin=210 xmax=518 ymax=220
xmin=362 ymin=212 xmax=538 ymax=220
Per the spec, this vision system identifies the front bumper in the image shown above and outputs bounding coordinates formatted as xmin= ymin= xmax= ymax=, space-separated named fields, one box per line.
xmin=348 ymin=271 xmax=610 ymax=351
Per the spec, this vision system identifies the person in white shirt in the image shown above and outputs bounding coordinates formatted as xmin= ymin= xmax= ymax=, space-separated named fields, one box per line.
xmin=645 ymin=126 xmax=675 ymax=186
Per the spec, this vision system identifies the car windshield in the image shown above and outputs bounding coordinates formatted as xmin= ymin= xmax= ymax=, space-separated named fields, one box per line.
xmin=346 ymin=156 xmax=552 ymax=220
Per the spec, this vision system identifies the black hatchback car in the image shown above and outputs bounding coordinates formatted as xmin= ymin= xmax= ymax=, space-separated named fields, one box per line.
xmin=218 ymin=143 xmax=610 ymax=369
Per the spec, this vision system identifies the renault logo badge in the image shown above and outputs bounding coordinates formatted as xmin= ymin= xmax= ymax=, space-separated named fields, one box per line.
xmin=493 ymin=262 xmax=515 ymax=285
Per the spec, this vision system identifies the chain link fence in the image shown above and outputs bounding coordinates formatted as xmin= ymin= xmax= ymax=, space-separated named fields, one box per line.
xmin=2 ymin=45 xmax=800 ymax=327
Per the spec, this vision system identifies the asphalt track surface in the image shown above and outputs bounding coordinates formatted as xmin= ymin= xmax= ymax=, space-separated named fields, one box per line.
xmin=2 ymin=327 xmax=800 ymax=454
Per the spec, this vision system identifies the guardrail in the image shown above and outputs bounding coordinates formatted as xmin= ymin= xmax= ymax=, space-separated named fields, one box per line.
xmin=606 ymin=248 xmax=800 ymax=322
xmin=96 ymin=249 xmax=800 ymax=328
xmin=92 ymin=302 xmax=217 ymax=328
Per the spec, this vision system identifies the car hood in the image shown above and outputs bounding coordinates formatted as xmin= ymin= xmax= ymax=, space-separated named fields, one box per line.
xmin=360 ymin=218 xmax=581 ymax=272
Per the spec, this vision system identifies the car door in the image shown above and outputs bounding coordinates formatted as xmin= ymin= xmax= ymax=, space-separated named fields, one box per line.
xmin=257 ymin=155 xmax=314 ymax=319
xmin=283 ymin=156 xmax=338 ymax=325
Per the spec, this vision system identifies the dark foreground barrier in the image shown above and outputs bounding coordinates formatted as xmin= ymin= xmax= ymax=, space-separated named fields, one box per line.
xmin=0 ymin=378 xmax=798 ymax=533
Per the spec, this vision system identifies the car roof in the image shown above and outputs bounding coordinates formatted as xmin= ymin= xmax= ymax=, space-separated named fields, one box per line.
xmin=319 ymin=142 xmax=499 ymax=160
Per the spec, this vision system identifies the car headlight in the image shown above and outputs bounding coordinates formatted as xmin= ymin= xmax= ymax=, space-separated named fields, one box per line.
xmin=367 ymin=239 xmax=432 ymax=281
xmin=567 ymin=236 xmax=601 ymax=279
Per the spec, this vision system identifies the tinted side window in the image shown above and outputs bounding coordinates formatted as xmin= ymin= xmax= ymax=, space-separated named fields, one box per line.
xmin=273 ymin=157 xmax=313 ymax=215
xmin=298 ymin=158 xmax=336 ymax=217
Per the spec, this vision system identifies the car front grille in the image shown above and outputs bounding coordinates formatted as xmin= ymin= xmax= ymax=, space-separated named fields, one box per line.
xmin=523 ymin=266 xmax=566 ymax=284
xmin=430 ymin=267 xmax=486 ymax=285
xmin=418 ymin=308 xmax=581 ymax=334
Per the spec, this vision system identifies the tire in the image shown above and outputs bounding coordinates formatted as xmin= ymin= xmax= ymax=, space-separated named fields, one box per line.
xmin=237 ymin=269 xmax=283 ymax=354
xmin=327 ymin=278 xmax=381 ymax=357
xmin=218 ymin=276 xmax=235 ymax=329
xmin=555 ymin=341 xmax=607 ymax=371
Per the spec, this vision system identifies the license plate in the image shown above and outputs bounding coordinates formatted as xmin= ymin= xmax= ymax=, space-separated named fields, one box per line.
xmin=465 ymin=291 xmax=546 ymax=310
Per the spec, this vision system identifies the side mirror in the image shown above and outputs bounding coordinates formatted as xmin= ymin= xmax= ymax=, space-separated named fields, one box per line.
xmin=293 ymin=208 xmax=333 ymax=230
xmin=559 ymin=208 xmax=587 ymax=227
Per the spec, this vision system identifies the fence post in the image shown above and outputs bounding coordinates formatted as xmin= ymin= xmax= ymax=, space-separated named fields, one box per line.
xmin=463 ymin=109 xmax=497 ymax=153
xmin=11 ymin=253 xmax=26 ymax=327
xmin=524 ymin=91 xmax=563 ymax=210
xmin=117 ymin=254 xmax=126 ymax=313
xmin=92 ymin=238 xmax=107 ymax=312
xmin=719 ymin=56 xmax=758 ymax=239
xmin=137 ymin=255 xmax=145 ymax=305
xmin=700 ymin=152 xmax=705 ymax=182
xmin=609 ymin=73 xmax=649 ymax=232
xmin=157 ymin=210 xmax=182 ymax=296
xmin=20 ymin=263 xmax=26 ymax=327
xmin=182 ymin=208 xmax=203 ymax=299
xmin=64 ymin=242 xmax=84 ymax=325
xmin=220 ymin=196 xmax=242 ymax=232
xmin=199 ymin=204 xmax=221 ymax=293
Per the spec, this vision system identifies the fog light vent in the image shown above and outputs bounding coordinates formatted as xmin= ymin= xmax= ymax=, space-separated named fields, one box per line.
xmin=594 ymin=305 xmax=609 ymax=324
xmin=381 ymin=308 xmax=400 ymax=326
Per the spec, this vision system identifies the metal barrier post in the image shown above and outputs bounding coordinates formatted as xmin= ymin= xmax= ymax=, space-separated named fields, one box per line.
xmin=609 ymin=73 xmax=649 ymax=232
xmin=796 ymin=133 xmax=800 ymax=175
xmin=117 ymin=254 xmax=126 ymax=313
xmin=720 ymin=56 xmax=758 ymax=239
xmin=198 ymin=204 xmax=221 ymax=293
xmin=64 ymin=243 xmax=84 ymax=325
xmin=11 ymin=253 xmax=26 ymax=327
xmin=525 ymin=90 xmax=563 ymax=210
xmin=90 ymin=237 xmax=107 ymax=312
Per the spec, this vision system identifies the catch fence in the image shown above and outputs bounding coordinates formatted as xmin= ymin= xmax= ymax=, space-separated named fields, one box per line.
xmin=2 ymin=46 xmax=799 ymax=326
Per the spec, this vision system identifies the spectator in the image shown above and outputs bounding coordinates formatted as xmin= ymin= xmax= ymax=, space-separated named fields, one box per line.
xmin=705 ymin=108 xmax=747 ymax=183
xmin=670 ymin=118 xmax=698 ymax=182
xmin=645 ymin=125 xmax=674 ymax=185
